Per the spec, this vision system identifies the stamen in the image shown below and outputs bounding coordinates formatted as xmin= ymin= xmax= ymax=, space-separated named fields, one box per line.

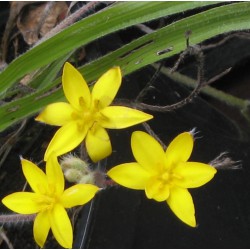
xmin=79 ymin=97 xmax=85 ymax=107
xmin=162 ymin=172 xmax=169 ymax=181
xmin=71 ymin=112 xmax=80 ymax=120
xmin=172 ymin=173 xmax=183 ymax=180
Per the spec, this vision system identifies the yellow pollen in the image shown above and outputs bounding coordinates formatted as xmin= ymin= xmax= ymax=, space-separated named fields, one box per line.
xmin=79 ymin=97 xmax=85 ymax=107
xmin=93 ymin=99 xmax=100 ymax=109
xmin=157 ymin=170 xmax=173 ymax=187
xmin=35 ymin=194 xmax=58 ymax=211
xmin=162 ymin=172 xmax=170 ymax=181
xmin=72 ymin=112 xmax=80 ymax=120
xmin=77 ymin=122 xmax=84 ymax=132
xmin=158 ymin=182 xmax=165 ymax=190
xmin=83 ymin=111 xmax=93 ymax=121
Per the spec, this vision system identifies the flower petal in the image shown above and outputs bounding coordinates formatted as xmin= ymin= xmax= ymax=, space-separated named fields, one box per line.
xmin=61 ymin=184 xmax=99 ymax=208
xmin=100 ymin=106 xmax=153 ymax=129
xmin=33 ymin=211 xmax=50 ymax=248
xmin=62 ymin=62 xmax=91 ymax=111
xmin=167 ymin=187 xmax=196 ymax=227
xmin=107 ymin=163 xmax=150 ymax=190
xmin=2 ymin=192 xmax=42 ymax=214
xmin=46 ymin=153 xmax=64 ymax=195
xmin=131 ymin=131 xmax=166 ymax=174
xmin=21 ymin=159 xmax=48 ymax=194
xmin=35 ymin=102 xmax=75 ymax=126
xmin=165 ymin=132 xmax=194 ymax=166
xmin=91 ymin=67 xmax=122 ymax=109
xmin=85 ymin=125 xmax=111 ymax=162
xmin=50 ymin=204 xmax=73 ymax=248
xmin=44 ymin=121 xmax=87 ymax=161
xmin=145 ymin=177 xmax=170 ymax=202
xmin=173 ymin=162 xmax=217 ymax=188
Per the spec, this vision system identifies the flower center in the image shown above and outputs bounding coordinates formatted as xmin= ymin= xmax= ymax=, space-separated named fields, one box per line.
xmin=156 ymin=168 xmax=181 ymax=191
xmin=161 ymin=172 xmax=170 ymax=182
xmin=35 ymin=184 xmax=59 ymax=211
xmin=158 ymin=169 xmax=182 ymax=186
xmin=83 ymin=110 xmax=95 ymax=124
xmin=72 ymin=98 xmax=102 ymax=131
xmin=34 ymin=194 xmax=59 ymax=212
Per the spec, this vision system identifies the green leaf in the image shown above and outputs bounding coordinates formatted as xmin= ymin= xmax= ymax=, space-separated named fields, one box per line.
xmin=78 ymin=1 xmax=250 ymax=77
xmin=1 ymin=2 xmax=250 ymax=132
xmin=0 ymin=1 xmax=219 ymax=95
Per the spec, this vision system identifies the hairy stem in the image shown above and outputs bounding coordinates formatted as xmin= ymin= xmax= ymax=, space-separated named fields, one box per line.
xmin=0 ymin=214 xmax=35 ymax=224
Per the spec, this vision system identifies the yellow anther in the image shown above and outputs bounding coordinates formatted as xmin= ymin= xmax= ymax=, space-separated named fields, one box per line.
xmin=79 ymin=96 xmax=85 ymax=107
xmin=162 ymin=172 xmax=170 ymax=181
xmin=71 ymin=112 xmax=80 ymax=120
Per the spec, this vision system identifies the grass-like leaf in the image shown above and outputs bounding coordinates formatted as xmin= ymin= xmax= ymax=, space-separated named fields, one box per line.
xmin=1 ymin=2 xmax=250 ymax=132
xmin=0 ymin=1 xmax=217 ymax=95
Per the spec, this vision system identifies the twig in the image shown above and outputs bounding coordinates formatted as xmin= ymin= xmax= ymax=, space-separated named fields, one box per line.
xmin=136 ymin=63 xmax=163 ymax=102
xmin=153 ymin=64 xmax=250 ymax=112
xmin=0 ymin=227 xmax=13 ymax=249
xmin=36 ymin=2 xmax=56 ymax=36
xmin=34 ymin=1 xmax=101 ymax=47
xmin=135 ymin=24 xmax=154 ymax=34
xmin=0 ymin=120 xmax=27 ymax=169
xmin=135 ymin=37 xmax=206 ymax=112
xmin=202 ymin=67 xmax=232 ymax=86
xmin=200 ymin=31 xmax=250 ymax=51
xmin=142 ymin=122 xmax=166 ymax=150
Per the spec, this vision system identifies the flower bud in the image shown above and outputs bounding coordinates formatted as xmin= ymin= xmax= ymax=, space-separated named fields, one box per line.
xmin=60 ymin=154 xmax=95 ymax=184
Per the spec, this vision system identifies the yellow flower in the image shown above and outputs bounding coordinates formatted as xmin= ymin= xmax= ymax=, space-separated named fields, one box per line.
xmin=2 ymin=155 xmax=99 ymax=248
xmin=107 ymin=131 xmax=217 ymax=227
xmin=36 ymin=62 xmax=153 ymax=162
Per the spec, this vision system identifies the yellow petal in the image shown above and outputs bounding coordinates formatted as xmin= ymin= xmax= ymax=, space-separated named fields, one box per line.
xmin=50 ymin=204 xmax=73 ymax=248
xmin=62 ymin=62 xmax=91 ymax=111
xmin=100 ymin=106 xmax=153 ymax=129
xmin=2 ymin=192 xmax=42 ymax=214
xmin=91 ymin=67 xmax=122 ymax=109
xmin=107 ymin=163 xmax=150 ymax=190
xmin=44 ymin=121 xmax=87 ymax=161
xmin=46 ymin=154 xmax=64 ymax=195
xmin=35 ymin=102 xmax=75 ymax=126
xmin=173 ymin=162 xmax=217 ymax=188
xmin=61 ymin=184 xmax=99 ymax=208
xmin=85 ymin=126 xmax=111 ymax=162
xmin=145 ymin=177 xmax=170 ymax=202
xmin=21 ymin=159 xmax=48 ymax=194
xmin=131 ymin=131 xmax=165 ymax=174
xmin=165 ymin=132 xmax=194 ymax=166
xmin=33 ymin=211 xmax=50 ymax=248
xmin=167 ymin=187 xmax=196 ymax=227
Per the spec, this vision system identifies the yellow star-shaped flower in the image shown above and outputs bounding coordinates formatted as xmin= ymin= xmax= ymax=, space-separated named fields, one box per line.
xmin=2 ymin=154 xmax=99 ymax=248
xmin=36 ymin=62 xmax=153 ymax=162
xmin=107 ymin=131 xmax=217 ymax=227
